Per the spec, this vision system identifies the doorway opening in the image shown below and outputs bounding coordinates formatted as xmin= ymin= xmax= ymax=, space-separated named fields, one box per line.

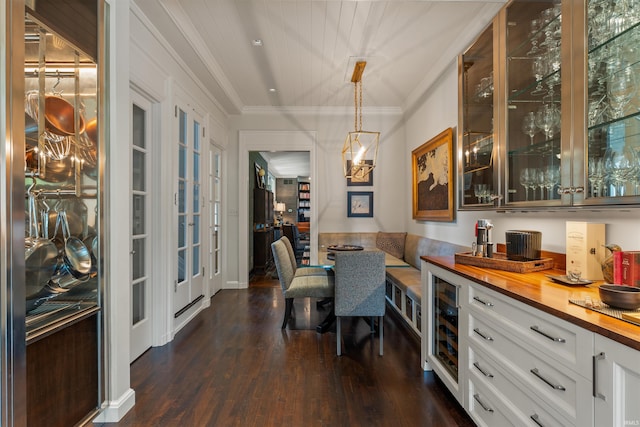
xmin=238 ymin=131 xmax=317 ymax=288
xmin=250 ymin=151 xmax=311 ymax=280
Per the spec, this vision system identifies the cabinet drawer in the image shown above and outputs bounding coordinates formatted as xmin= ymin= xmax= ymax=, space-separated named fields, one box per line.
xmin=468 ymin=283 xmax=592 ymax=376
xmin=469 ymin=347 xmax=573 ymax=427
xmin=468 ymin=313 xmax=592 ymax=424
xmin=467 ymin=377 xmax=519 ymax=427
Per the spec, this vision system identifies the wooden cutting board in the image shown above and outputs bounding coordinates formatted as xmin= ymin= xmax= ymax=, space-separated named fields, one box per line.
xmin=621 ymin=312 xmax=640 ymax=326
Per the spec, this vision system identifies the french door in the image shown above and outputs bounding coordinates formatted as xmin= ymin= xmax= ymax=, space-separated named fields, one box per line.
xmin=174 ymin=103 xmax=204 ymax=317
xmin=209 ymin=142 xmax=223 ymax=295
xmin=130 ymin=92 xmax=153 ymax=361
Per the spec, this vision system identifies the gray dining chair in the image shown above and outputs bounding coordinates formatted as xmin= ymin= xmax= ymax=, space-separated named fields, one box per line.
xmin=334 ymin=250 xmax=386 ymax=356
xmin=280 ymin=236 xmax=327 ymax=277
xmin=271 ymin=237 xmax=335 ymax=329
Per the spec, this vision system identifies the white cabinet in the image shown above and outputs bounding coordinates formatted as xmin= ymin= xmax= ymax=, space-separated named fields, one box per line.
xmin=423 ymin=263 xmax=640 ymax=426
xmin=594 ymin=334 xmax=640 ymax=427
xmin=465 ymin=283 xmax=593 ymax=426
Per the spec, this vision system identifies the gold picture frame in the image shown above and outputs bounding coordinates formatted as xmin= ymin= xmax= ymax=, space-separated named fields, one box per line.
xmin=412 ymin=128 xmax=454 ymax=221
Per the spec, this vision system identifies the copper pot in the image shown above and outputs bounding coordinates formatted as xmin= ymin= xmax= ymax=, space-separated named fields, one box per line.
xmin=84 ymin=118 xmax=98 ymax=143
xmin=44 ymin=95 xmax=85 ymax=136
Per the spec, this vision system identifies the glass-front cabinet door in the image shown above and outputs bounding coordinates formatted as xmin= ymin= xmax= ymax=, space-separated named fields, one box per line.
xmin=459 ymin=0 xmax=640 ymax=210
xmin=505 ymin=0 xmax=563 ymax=206
xmin=583 ymin=0 xmax=640 ymax=204
xmin=459 ymin=22 xmax=497 ymax=208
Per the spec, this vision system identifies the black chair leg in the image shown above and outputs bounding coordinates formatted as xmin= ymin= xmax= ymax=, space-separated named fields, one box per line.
xmin=316 ymin=297 xmax=332 ymax=309
xmin=282 ymin=298 xmax=294 ymax=329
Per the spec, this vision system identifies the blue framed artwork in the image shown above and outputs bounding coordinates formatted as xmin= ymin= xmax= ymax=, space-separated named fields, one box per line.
xmin=347 ymin=191 xmax=373 ymax=217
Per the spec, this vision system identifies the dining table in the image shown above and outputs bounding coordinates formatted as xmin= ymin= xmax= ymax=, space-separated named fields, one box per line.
xmin=316 ymin=246 xmax=410 ymax=268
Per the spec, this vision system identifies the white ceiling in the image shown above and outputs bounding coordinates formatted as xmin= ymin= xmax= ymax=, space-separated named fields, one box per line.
xmin=133 ymin=0 xmax=505 ymax=115
xmin=133 ymin=1 xmax=505 ymax=177
xmin=259 ymin=151 xmax=310 ymax=178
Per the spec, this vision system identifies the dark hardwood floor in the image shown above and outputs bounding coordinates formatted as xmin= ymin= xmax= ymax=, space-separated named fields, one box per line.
xmin=102 ymin=274 xmax=474 ymax=426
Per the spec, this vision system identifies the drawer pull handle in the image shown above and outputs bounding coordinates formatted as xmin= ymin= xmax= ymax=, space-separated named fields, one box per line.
xmin=473 ymin=328 xmax=494 ymax=341
xmin=473 ymin=394 xmax=494 ymax=413
xmin=530 ymin=368 xmax=565 ymax=391
xmin=530 ymin=325 xmax=566 ymax=343
xmin=593 ymin=352 xmax=606 ymax=400
xmin=473 ymin=296 xmax=494 ymax=307
xmin=473 ymin=362 xmax=494 ymax=378
xmin=530 ymin=413 xmax=545 ymax=427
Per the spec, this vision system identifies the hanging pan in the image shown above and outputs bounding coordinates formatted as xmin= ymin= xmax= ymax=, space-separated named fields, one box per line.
xmin=24 ymin=193 xmax=58 ymax=298
xmin=56 ymin=209 xmax=92 ymax=280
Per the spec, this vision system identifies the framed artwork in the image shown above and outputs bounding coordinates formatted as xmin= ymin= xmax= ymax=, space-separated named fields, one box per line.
xmin=254 ymin=162 xmax=265 ymax=188
xmin=347 ymin=191 xmax=374 ymax=217
xmin=346 ymin=160 xmax=374 ymax=186
xmin=412 ymin=128 xmax=454 ymax=221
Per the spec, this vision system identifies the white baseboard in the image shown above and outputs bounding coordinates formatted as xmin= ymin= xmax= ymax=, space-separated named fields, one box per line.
xmin=93 ymin=388 xmax=136 ymax=423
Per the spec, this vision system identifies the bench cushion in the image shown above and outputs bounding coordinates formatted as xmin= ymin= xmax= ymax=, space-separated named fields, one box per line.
xmin=376 ymin=232 xmax=407 ymax=259
xmin=406 ymin=284 xmax=422 ymax=302
xmin=386 ymin=267 xmax=421 ymax=292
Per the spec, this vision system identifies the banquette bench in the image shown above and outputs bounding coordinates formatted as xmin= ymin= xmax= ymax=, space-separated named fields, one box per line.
xmin=318 ymin=232 xmax=468 ymax=338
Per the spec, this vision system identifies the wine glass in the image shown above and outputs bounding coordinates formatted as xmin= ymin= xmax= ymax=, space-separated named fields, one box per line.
xmin=474 ymin=184 xmax=488 ymax=204
xmin=519 ymin=168 xmax=533 ymax=201
xmin=544 ymin=165 xmax=560 ymax=199
xmin=604 ymin=147 xmax=638 ymax=197
xmin=588 ymin=158 xmax=604 ymax=197
xmin=527 ymin=19 xmax=542 ymax=56
xmin=534 ymin=168 xmax=545 ymax=200
xmin=531 ymin=56 xmax=547 ymax=96
xmin=535 ymin=104 xmax=560 ymax=140
xmin=607 ymin=67 xmax=636 ymax=119
xmin=522 ymin=112 xmax=538 ymax=145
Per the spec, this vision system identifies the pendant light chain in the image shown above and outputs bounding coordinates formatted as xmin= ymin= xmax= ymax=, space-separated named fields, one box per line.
xmin=359 ymin=80 xmax=363 ymax=132
xmin=352 ymin=76 xmax=364 ymax=131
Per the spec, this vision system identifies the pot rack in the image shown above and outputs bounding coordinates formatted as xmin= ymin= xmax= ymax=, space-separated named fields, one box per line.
xmin=25 ymin=174 xmax=97 ymax=199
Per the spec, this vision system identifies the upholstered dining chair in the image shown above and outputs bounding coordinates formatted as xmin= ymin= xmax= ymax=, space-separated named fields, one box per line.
xmin=282 ymin=224 xmax=308 ymax=264
xmin=334 ymin=250 xmax=386 ymax=356
xmin=271 ymin=238 xmax=335 ymax=329
xmin=280 ymin=236 xmax=327 ymax=277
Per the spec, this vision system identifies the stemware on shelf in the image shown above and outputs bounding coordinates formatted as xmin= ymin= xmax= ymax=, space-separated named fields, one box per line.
xmin=604 ymin=147 xmax=639 ymax=197
xmin=535 ymin=103 xmax=560 ymax=140
xmin=544 ymin=165 xmax=560 ymax=200
xmin=607 ymin=66 xmax=637 ymax=119
xmin=522 ymin=112 xmax=538 ymax=144
xmin=519 ymin=168 xmax=534 ymax=201
xmin=588 ymin=158 xmax=606 ymax=197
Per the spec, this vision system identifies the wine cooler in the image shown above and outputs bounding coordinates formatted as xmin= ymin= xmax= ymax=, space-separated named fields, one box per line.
xmin=423 ymin=263 xmax=465 ymax=405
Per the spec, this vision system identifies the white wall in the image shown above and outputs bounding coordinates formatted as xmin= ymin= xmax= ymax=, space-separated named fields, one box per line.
xmin=403 ymin=60 xmax=640 ymax=254
xmin=98 ymin=3 xmax=230 ymax=422
xmin=228 ymin=110 xmax=405 ymax=282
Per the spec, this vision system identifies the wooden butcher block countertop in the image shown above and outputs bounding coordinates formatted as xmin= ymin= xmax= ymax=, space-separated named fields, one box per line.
xmin=422 ymin=255 xmax=640 ymax=351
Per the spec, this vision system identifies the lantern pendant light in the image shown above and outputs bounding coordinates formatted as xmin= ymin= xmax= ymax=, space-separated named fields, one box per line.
xmin=342 ymin=61 xmax=379 ymax=179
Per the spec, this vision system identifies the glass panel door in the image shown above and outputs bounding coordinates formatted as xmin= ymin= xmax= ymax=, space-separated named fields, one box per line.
xmin=506 ymin=1 xmax=563 ymax=204
xmin=586 ymin=0 xmax=640 ymax=200
xmin=130 ymin=97 xmax=152 ymax=362
xmin=209 ymin=143 xmax=222 ymax=294
xmin=174 ymin=105 xmax=204 ymax=316
xmin=460 ymin=22 xmax=496 ymax=207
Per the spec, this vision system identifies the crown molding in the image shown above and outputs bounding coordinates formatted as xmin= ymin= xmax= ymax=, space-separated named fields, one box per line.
xmin=240 ymin=105 xmax=403 ymax=116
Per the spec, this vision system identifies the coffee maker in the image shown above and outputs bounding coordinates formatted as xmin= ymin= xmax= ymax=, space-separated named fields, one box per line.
xmin=474 ymin=219 xmax=494 ymax=257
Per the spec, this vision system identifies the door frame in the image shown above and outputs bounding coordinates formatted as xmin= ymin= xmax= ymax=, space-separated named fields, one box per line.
xmin=238 ymin=131 xmax=317 ymax=288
